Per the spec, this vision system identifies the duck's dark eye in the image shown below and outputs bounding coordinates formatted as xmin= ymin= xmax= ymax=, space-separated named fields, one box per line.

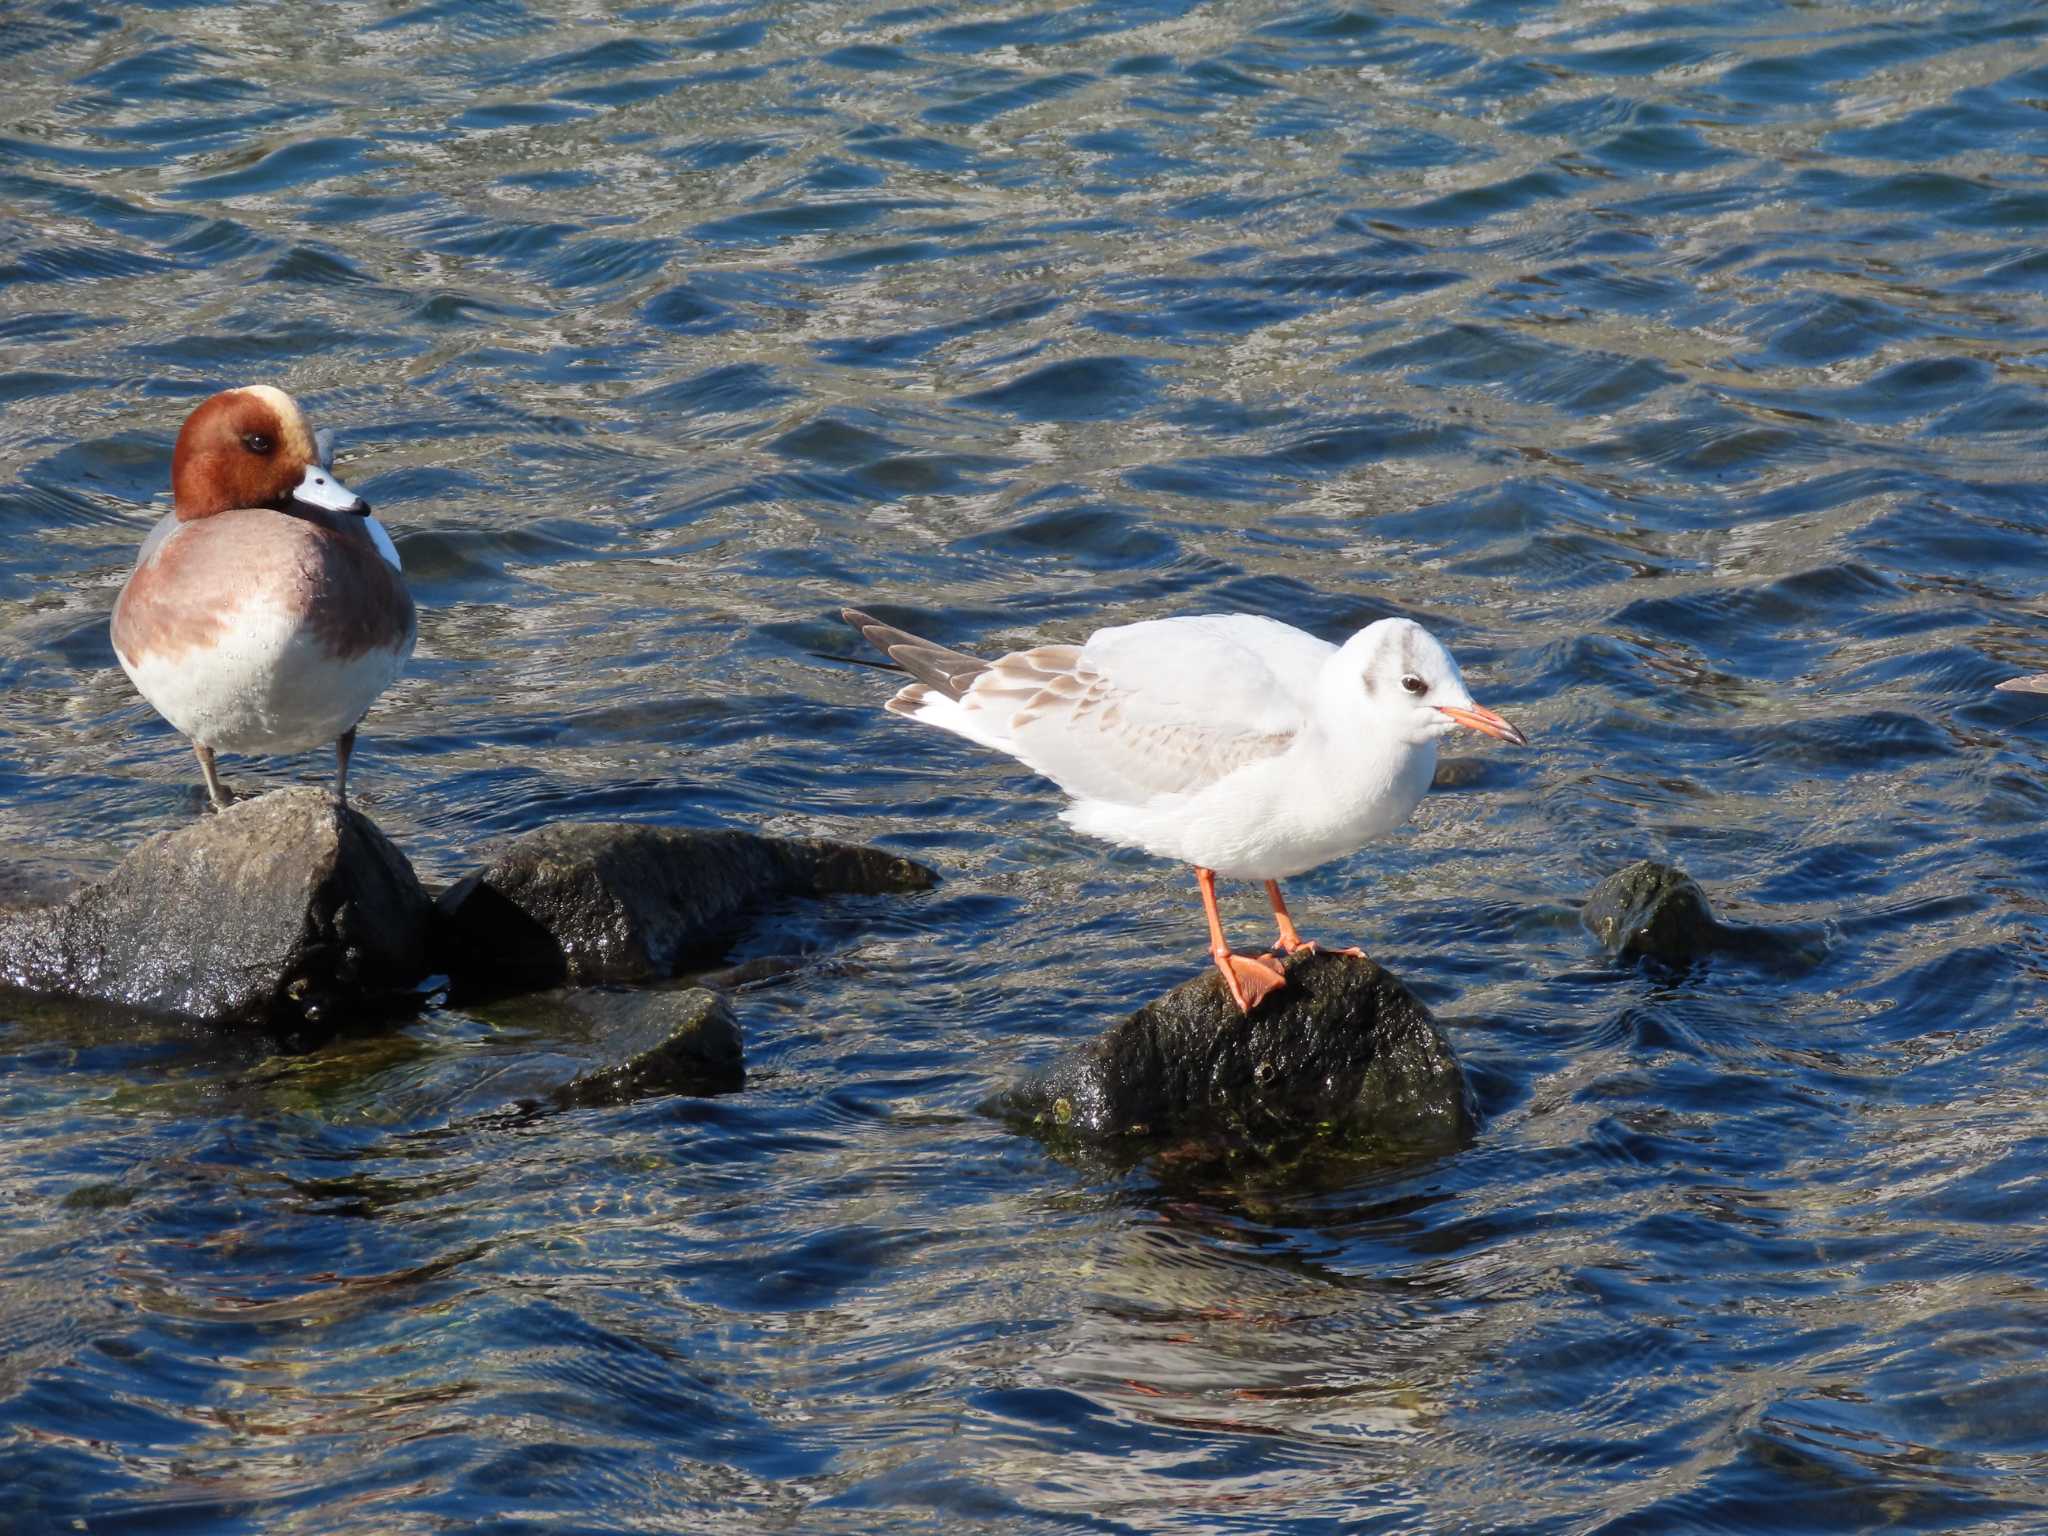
xmin=1401 ymin=674 xmax=1427 ymax=696
xmin=242 ymin=433 xmax=273 ymax=454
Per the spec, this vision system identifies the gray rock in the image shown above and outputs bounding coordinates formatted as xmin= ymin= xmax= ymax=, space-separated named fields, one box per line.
xmin=997 ymin=951 xmax=1473 ymax=1164
xmin=433 ymin=822 xmax=936 ymax=991
xmin=1582 ymin=858 xmax=1831 ymax=973
xmin=0 ymin=788 xmax=430 ymax=1030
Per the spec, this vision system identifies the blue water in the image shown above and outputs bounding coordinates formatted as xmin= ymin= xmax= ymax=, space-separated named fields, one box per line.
xmin=6 ymin=0 xmax=2048 ymax=1529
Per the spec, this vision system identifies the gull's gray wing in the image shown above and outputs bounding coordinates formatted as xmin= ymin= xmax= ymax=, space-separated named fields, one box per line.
xmin=972 ymin=615 xmax=1331 ymax=804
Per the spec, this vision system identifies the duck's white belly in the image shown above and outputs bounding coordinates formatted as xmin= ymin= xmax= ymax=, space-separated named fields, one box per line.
xmin=118 ymin=596 xmax=409 ymax=755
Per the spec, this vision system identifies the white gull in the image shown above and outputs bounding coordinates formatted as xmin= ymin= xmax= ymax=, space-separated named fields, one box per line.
xmin=843 ymin=607 xmax=1527 ymax=1012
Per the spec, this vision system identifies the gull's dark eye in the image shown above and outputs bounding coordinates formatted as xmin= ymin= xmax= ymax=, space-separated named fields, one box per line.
xmin=243 ymin=432 xmax=273 ymax=454
xmin=1401 ymin=674 xmax=1427 ymax=696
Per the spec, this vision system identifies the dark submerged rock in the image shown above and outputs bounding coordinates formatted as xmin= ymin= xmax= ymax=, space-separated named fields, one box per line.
xmin=0 ymin=788 xmax=430 ymax=1030
xmin=433 ymin=822 xmax=936 ymax=991
xmin=694 ymin=953 xmax=816 ymax=991
xmin=997 ymin=951 xmax=1473 ymax=1163
xmin=212 ymin=986 xmax=743 ymax=1128
xmin=1583 ymin=859 xmax=1829 ymax=971
xmin=1430 ymin=754 xmax=1490 ymax=789
xmin=545 ymin=987 xmax=744 ymax=1107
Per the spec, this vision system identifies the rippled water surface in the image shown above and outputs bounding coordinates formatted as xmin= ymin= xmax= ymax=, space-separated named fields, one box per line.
xmin=8 ymin=0 xmax=2048 ymax=1529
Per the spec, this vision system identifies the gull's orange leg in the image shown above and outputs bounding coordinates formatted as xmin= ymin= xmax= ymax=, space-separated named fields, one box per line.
xmin=1198 ymin=867 xmax=1286 ymax=1014
xmin=1264 ymin=880 xmax=1365 ymax=960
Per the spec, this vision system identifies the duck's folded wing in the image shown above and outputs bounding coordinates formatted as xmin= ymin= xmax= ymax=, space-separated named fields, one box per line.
xmin=132 ymin=510 xmax=180 ymax=569
xmin=969 ymin=615 xmax=1330 ymax=804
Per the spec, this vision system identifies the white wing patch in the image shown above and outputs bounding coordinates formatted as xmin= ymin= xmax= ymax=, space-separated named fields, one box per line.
xmin=365 ymin=515 xmax=402 ymax=571
xmin=308 ymin=424 xmax=396 ymax=568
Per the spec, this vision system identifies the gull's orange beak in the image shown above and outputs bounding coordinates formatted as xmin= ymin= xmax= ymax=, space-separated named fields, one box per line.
xmin=1436 ymin=702 xmax=1527 ymax=747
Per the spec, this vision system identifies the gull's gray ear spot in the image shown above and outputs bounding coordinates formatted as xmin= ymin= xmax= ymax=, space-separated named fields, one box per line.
xmin=314 ymin=427 xmax=335 ymax=471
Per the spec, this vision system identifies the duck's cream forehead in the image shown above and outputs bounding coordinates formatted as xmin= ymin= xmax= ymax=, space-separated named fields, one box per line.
xmin=226 ymin=384 xmax=315 ymax=461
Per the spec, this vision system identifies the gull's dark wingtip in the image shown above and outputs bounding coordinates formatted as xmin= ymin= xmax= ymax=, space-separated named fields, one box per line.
xmin=834 ymin=604 xmax=991 ymax=699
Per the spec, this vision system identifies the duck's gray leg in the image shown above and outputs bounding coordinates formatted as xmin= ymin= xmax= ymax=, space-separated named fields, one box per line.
xmin=335 ymin=727 xmax=356 ymax=809
xmin=192 ymin=742 xmax=232 ymax=812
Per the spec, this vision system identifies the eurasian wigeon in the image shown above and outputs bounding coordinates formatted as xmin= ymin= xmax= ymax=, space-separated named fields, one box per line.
xmin=111 ymin=385 xmax=415 ymax=810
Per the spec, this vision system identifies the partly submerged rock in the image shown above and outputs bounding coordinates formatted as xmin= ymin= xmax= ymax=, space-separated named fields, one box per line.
xmin=1582 ymin=861 xmax=1719 ymax=964
xmin=434 ymin=984 xmax=745 ymax=1111
xmin=0 ymin=788 xmax=430 ymax=1030
xmin=191 ymin=985 xmax=743 ymax=1132
xmin=996 ymin=951 xmax=1473 ymax=1164
xmin=693 ymin=953 xmax=817 ymax=991
xmin=433 ymin=822 xmax=935 ymax=992
xmin=545 ymin=987 xmax=743 ymax=1107
xmin=1583 ymin=859 xmax=1828 ymax=971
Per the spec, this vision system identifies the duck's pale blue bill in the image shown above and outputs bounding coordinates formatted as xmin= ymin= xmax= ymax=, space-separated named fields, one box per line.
xmin=1437 ymin=702 xmax=1528 ymax=746
xmin=292 ymin=461 xmax=369 ymax=516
